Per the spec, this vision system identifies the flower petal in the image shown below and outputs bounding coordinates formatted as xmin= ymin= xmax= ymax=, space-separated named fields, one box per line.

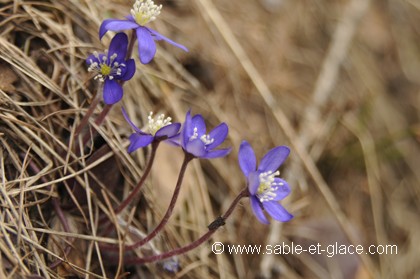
xmin=103 ymin=79 xmax=123 ymax=104
xmin=86 ymin=54 xmax=99 ymax=65
xmin=147 ymin=27 xmax=189 ymax=52
xmin=263 ymin=201 xmax=293 ymax=222
xmin=155 ymin=123 xmax=181 ymax=138
xmin=247 ymin=171 xmax=260 ymax=195
xmin=250 ymin=196 xmax=269 ymax=225
xmin=191 ymin=114 xmax=206 ymax=136
xmin=121 ymin=107 xmax=143 ymax=133
xmin=185 ymin=138 xmax=206 ymax=158
xmin=258 ymin=146 xmax=290 ymax=172
xmin=101 ymin=19 xmax=139 ymax=38
xmin=128 ymin=133 xmax=154 ymax=153
xmin=99 ymin=19 xmax=117 ymax=39
xmin=203 ymin=147 xmax=232 ymax=159
xmin=238 ymin=141 xmax=257 ymax=177
xmin=272 ymin=178 xmax=291 ymax=201
xmin=166 ymin=133 xmax=181 ymax=146
xmin=136 ymin=27 xmax=156 ymax=64
xmin=207 ymin=123 xmax=228 ymax=150
xmin=108 ymin=33 xmax=128 ymax=59
xmin=181 ymin=110 xmax=192 ymax=148
xmin=120 ymin=59 xmax=136 ymax=81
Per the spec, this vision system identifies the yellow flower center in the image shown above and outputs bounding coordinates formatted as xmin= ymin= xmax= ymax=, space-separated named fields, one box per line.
xmin=131 ymin=0 xmax=162 ymax=26
xmin=257 ymin=171 xmax=281 ymax=202
xmin=100 ymin=64 xmax=111 ymax=76
xmin=148 ymin=112 xmax=172 ymax=135
xmin=87 ymin=52 xmax=124 ymax=82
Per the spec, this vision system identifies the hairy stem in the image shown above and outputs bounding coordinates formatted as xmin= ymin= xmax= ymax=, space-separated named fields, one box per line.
xmin=99 ymin=141 xmax=160 ymax=227
xmin=74 ymin=86 xmax=102 ymax=139
xmin=122 ymin=188 xmax=249 ymax=264
xmin=116 ymin=141 xmax=160 ymax=215
xmin=101 ymin=152 xmax=194 ymax=251
xmin=79 ymin=103 xmax=111 ymax=148
xmin=126 ymin=30 xmax=136 ymax=60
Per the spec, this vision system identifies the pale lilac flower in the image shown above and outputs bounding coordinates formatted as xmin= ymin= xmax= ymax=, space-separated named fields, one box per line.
xmin=122 ymin=108 xmax=181 ymax=153
xmin=238 ymin=141 xmax=293 ymax=224
xmin=162 ymin=257 xmax=179 ymax=273
xmin=171 ymin=110 xmax=231 ymax=159
xmin=99 ymin=0 xmax=188 ymax=64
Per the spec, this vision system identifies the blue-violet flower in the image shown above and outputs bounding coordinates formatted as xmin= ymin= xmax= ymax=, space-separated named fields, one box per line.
xmin=238 ymin=140 xmax=293 ymax=224
xmin=162 ymin=257 xmax=179 ymax=273
xmin=87 ymin=33 xmax=136 ymax=104
xmin=122 ymin=108 xmax=181 ymax=153
xmin=172 ymin=110 xmax=231 ymax=159
xmin=99 ymin=0 xmax=188 ymax=64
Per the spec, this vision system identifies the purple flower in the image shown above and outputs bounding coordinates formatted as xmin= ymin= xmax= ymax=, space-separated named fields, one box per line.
xmin=122 ymin=108 xmax=181 ymax=153
xmin=86 ymin=33 xmax=136 ymax=104
xmin=99 ymin=0 xmax=188 ymax=64
xmin=171 ymin=110 xmax=231 ymax=159
xmin=162 ymin=257 xmax=179 ymax=273
xmin=238 ymin=141 xmax=293 ymax=224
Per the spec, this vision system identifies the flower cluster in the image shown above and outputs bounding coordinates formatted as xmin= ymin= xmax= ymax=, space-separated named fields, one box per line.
xmin=99 ymin=0 xmax=188 ymax=64
xmin=87 ymin=0 xmax=187 ymax=105
xmin=123 ymin=109 xmax=293 ymax=224
xmin=80 ymin=0 xmax=294 ymax=270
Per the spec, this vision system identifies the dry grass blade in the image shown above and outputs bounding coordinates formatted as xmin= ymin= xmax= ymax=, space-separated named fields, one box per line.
xmin=195 ymin=0 xmax=377 ymax=276
xmin=1 ymin=0 xmax=419 ymax=278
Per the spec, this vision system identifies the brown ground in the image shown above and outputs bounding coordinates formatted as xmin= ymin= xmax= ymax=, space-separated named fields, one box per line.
xmin=1 ymin=0 xmax=419 ymax=278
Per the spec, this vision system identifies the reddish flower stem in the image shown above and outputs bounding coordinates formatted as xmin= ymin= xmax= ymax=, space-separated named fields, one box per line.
xmin=101 ymin=152 xmax=194 ymax=251
xmin=122 ymin=188 xmax=250 ymax=264
xmin=116 ymin=141 xmax=159 ymax=215
xmin=99 ymin=141 xmax=160 ymax=228
xmin=222 ymin=188 xmax=250 ymax=220
xmin=80 ymin=104 xmax=112 ymax=147
xmin=126 ymin=30 xmax=136 ymax=60
xmin=73 ymin=86 xmax=102 ymax=139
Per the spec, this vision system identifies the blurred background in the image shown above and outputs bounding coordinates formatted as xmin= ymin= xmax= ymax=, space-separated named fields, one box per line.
xmin=1 ymin=0 xmax=419 ymax=278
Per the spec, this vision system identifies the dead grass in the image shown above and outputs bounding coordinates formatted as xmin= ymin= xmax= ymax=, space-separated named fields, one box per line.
xmin=1 ymin=0 xmax=419 ymax=278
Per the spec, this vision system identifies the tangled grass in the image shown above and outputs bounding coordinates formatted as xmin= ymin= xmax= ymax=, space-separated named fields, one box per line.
xmin=1 ymin=0 xmax=419 ymax=278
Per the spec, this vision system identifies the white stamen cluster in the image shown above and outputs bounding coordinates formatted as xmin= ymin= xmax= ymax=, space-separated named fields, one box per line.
xmin=189 ymin=127 xmax=199 ymax=141
xmin=200 ymin=134 xmax=214 ymax=145
xmin=257 ymin=170 xmax=283 ymax=202
xmin=147 ymin=112 xmax=172 ymax=135
xmin=131 ymin=0 xmax=162 ymax=26
xmin=87 ymin=51 xmax=125 ymax=82
xmin=189 ymin=127 xmax=214 ymax=145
